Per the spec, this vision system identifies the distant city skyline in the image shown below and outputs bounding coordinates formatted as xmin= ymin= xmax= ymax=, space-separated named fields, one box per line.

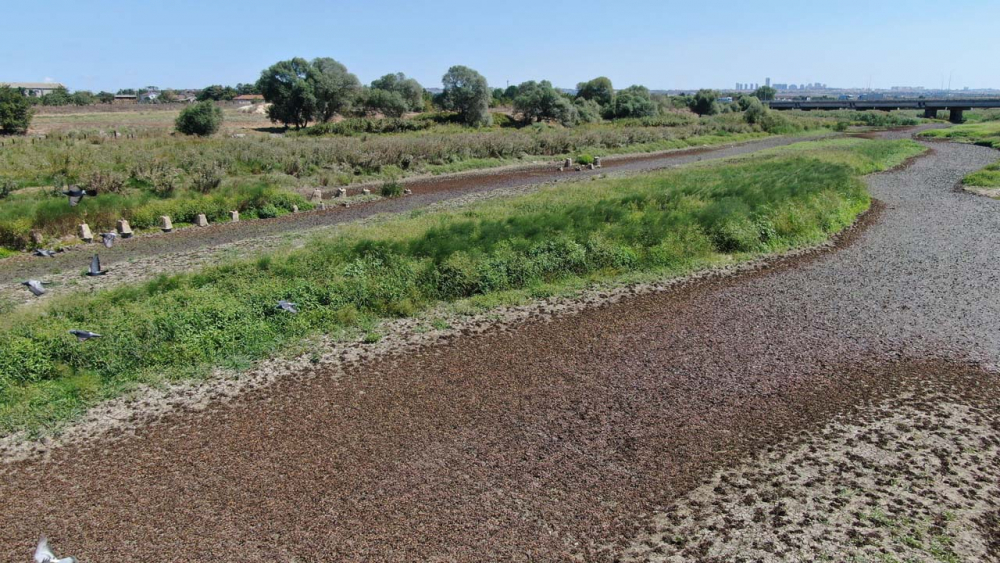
xmin=4 ymin=0 xmax=999 ymax=93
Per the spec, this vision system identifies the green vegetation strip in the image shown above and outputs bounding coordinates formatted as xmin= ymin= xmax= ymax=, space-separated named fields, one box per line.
xmin=920 ymin=122 xmax=1000 ymax=188
xmin=0 ymin=139 xmax=925 ymax=436
xmin=0 ymin=112 xmax=835 ymax=252
xmin=919 ymin=121 xmax=1000 ymax=149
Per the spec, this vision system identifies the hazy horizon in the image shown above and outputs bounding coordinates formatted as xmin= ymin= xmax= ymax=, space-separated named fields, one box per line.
xmin=5 ymin=0 xmax=999 ymax=93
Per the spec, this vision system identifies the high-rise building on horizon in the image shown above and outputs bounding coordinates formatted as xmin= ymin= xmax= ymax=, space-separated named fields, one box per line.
xmin=766 ymin=77 xmax=771 ymax=87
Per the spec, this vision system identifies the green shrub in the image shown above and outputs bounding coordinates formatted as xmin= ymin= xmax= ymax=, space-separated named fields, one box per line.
xmin=0 ymin=177 xmax=15 ymax=200
xmin=175 ymin=101 xmax=223 ymax=136
xmin=0 ymin=86 xmax=33 ymax=135
xmin=576 ymin=154 xmax=595 ymax=165
xmin=381 ymin=181 xmax=403 ymax=198
xmin=191 ymin=163 xmax=223 ymax=194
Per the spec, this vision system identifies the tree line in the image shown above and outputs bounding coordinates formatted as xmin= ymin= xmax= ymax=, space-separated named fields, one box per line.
xmin=255 ymin=57 xmax=780 ymax=130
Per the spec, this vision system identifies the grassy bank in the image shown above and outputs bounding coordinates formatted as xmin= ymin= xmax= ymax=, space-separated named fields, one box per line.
xmin=962 ymin=162 xmax=1000 ymax=189
xmin=919 ymin=122 xmax=1000 ymax=188
xmin=0 ymin=138 xmax=925 ymax=436
xmin=919 ymin=121 xmax=1000 ymax=149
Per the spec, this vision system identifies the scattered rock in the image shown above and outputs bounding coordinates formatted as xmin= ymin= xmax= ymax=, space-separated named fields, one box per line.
xmin=78 ymin=223 xmax=93 ymax=243
xmin=116 ymin=219 xmax=133 ymax=238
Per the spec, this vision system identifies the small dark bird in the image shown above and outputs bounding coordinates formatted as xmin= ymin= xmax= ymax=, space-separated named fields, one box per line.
xmin=100 ymin=232 xmax=117 ymax=249
xmin=277 ymin=300 xmax=299 ymax=313
xmin=34 ymin=536 xmax=76 ymax=563
xmin=69 ymin=330 xmax=101 ymax=342
xmin=33 ymin=249 xmax=57 ymax=258
xmin=86 ymin=254 xmax=106 ymax=276
xmin=62 ymin=186 xmax=87 ymax=207
xmin=21 ymin=280 xmax=47 ymax=296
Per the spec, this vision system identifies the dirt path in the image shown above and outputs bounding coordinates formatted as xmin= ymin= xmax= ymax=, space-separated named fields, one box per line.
xmin=0 ymin=134 xmax=828 ymax=291
xmin=2 ymin=133 xmax=998 ymax=562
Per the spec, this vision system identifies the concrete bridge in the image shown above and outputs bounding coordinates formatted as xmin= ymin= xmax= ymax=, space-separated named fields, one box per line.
xmin=768 ymin=98 xmax=1000 ymax=123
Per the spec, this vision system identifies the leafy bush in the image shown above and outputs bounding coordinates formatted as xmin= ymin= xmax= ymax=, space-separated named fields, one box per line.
xmin=175 ymin=101 xmax=223 ymax=136
xmin=576 ymin=154 xmax=595 ymax=165
xmin=689 ymin=90 xmax=720 ymax=116
xmin=357 ymin=88 xmax=410 ymax=118
xmin=0 ymin=177 xmax=15 ymax=200
xmin=84 ymin=170 xmax=127 ymax=195
xmin=0 ymin=86 xmax=33 ymax=135
xmin=381 ymin=181 xmax=403 ymax=197
xmin=743 ymin=97 xmax=768 ymax=125
xmin=191 ymin=163 xmax=223 ymax=194
xmin=608 ymin=85 xmax=658 ymax=119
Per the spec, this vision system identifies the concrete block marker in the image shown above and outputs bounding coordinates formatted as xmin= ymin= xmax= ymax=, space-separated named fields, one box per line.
xmin=588 ymin=163 xmax=595 ymax=170
xmin=195 ymin=214 xmax=209 ymax=227
xmin=403 ymin=188 xmax=413 ymax=195
xmin=160 ymin=216 xmax=173 ymax=232
xmin=116 ymin=219 xmax=133 ymax=238
xmin=362 ymin=188 xmax=371 ymax=195
xmin=229 ymin=210 xmax=240 ymax=222
xmin=335 ymin=187 xmax=347 ymax=198
xmin=78 ymin=223 xmax=93 ymax=242
xmin=564 ymin=157 xmax=572 ymax=168
xmin=594 ymin=156 xmax=602 ymax=168
xmin=292 ymin=205 xmax=299 ymax=213
xmin=311 ymin=189 xmax=323 ymax=203
xmin=30 ymin=231 xmax=44 ymax=245
xmin=319 ymin=203 xmax=326 ymax=210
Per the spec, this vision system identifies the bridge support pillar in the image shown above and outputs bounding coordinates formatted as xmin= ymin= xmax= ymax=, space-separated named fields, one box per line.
xmin=949 ymin=109 xmax=966 ymax=123
xmin=923 ymin=108 xmax=938 ymax=119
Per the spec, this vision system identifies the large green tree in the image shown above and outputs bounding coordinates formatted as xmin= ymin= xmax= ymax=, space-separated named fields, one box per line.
xmin=689 ymin=89 xmax=721 ymax=116
xmin=371 ymin=72 xmax=424 ymax=112
xmin=197 ymin=85 xmax=237 ymax=101
xmin=576 ymin=76 xmax=614 ymax=107
xmin=310 ymin=57 xmax=361 ymax=122
xmin=357 ymin=88 xmax=410 ymax=117
xmin=513 ymin=80 xmax=578 ymax=126
xmin=608 ymin=85 xmax=658 ymax=119
xmin=0 ymin=86 xmax=33 ymax=134
xmin=257 ymin=57 xmax=318 ymax=129
xmin=752 ymin=85 xmax=777 ymax=102
xmin=441 ymin=65 xmax=492 ymax=127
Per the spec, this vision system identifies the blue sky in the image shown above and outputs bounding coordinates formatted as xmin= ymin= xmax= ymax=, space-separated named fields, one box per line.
xmin=3 ymin=0 xmax=998 ymax=92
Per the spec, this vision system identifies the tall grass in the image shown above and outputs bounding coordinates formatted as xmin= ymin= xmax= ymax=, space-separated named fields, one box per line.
xmin=0 ymin=138 xmax=924 ymax=435
xmin=0 ymin=113 xmax=841 ymax=250
xmin=919 ymin=121 xmax=1000 ymax=149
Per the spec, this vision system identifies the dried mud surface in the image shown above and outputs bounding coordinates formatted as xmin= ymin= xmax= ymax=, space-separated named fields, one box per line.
xmin=2 ymin=131 xmax=1000 ymax=562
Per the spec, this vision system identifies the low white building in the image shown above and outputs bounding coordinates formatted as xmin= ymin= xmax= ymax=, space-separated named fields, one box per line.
xmin=1 ymin=82 xmax=65 ymax=97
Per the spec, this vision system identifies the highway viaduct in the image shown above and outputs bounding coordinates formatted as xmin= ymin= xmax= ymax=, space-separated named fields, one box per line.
xmin=768 ymin=98 xmax=1000 ymax=123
